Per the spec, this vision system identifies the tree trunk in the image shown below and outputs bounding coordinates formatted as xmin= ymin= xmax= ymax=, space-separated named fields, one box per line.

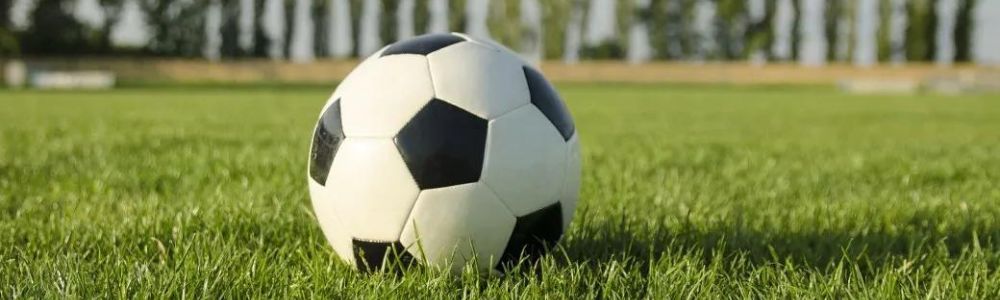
xmin=798 ymin=0 xmax=826 ymax=66
xmin=973 ymin=0 xmax=1000 ymax=65
xmin=888 ymin=0 xmax=907 ymax=64
xmin=692 ymin=0 xmax=717 ymax=61
xmin=771 ymin=0 xmax=795 ymax=61
xmin=935 ymin=0 xmax=958 ymax=66
xmin=327 ymin=0 xmax=352 ymax=58
xmin=203 ymin=0 xmax=223 ymax=61
xmin=562 ymin=0 xmax=584 ymax=63
xmin=238 ymin=0 xmax=254 ymax=52
xmin=427 ymin=0 xmax=449 ymax=33
xmin=853 ymin=0 xmax=878 ymax=66
xmin=358 ymin=0 xmax=382 ymax=56
xmin=289 ymin=0 xmax=314 ymax=63
xmin=397 ymin=0 xmax=415 ymax=40
xmin=584 ymin=0 xmax=616 ymax=46
xmin=262 ymin=0 xmax=286 ymax=59
xmin=520 ymin=0 xmax=543 ymax=64
xmin=465 ymin=0 xmax=490 ymax=39
xmin=627 ymin=0 xmax=653 ymax=64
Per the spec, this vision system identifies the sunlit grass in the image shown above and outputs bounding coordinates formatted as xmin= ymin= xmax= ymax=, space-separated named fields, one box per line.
xmin=1 ymin=85 xmax=999 ymax=298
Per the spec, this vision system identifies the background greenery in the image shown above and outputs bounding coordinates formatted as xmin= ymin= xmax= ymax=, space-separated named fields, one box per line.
xmin=2 ymin=85 xmax=998 ymax=297
xmin=1 ymin=0 xmax=981 ymax=61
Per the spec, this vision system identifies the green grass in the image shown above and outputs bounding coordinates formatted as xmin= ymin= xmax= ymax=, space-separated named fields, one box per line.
xmin=2 ymin=85 xmax=999 ymax=298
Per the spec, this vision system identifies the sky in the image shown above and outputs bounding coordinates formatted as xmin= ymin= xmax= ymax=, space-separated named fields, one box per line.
xmin=110 ymin=0 xmax=151 ymax=47
xmin=73 ymin=0 xmax=104 ymax=28
xmin=9 ymin=0 xmax=36 ymax=30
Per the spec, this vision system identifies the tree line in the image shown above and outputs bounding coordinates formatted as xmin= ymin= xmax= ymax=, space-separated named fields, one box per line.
xmin=1 ymin=0 xmax=994 ymax=65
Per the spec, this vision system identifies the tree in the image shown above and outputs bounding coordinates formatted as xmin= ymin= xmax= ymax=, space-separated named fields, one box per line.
xmin=717 ymin=0 xmax=747 ymax=59
xmin=97 ymin=0 xmax=125 ymax=52
xmin=0 ymin=0 xmax=18 ymax=56
xmin=221 ymin=0 xmax=244 ymax=58
xmin=906 ymin=0 xmax=935 ymax=61
xmin=141 ymin=0 xmax=208 ymax=57
xmin=380 ymin=0 xmax=399 ymax=45
xmin=953 ymin=0 xmax=976 ymax=62
xmin=540 ymin=0 xmax=571 ymax=59
xmin=1 ymin=0 xmax=11 ymax=27
xmin=19 ymin=0 xmax=103 ymax=55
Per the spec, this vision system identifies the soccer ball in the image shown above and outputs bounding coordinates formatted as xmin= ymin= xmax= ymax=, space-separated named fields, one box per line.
xmin=307 ymin=33 xmax=580 ymax=274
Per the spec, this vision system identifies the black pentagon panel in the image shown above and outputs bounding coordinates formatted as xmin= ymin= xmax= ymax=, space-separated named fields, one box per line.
xmin=496 ymin=202 xmax=564 ymax=271
xmin=309 ymin=100 xmax=345 ymax=185
xmin=352 ymin=240 xmax=415 ymax=272
xmin=394 ymin=99 xmax=488 ymax=189
xmin=380 ymin=33 xmax=466 ymax=57
xmin=523 ymin=66 xmax=575 ymax=141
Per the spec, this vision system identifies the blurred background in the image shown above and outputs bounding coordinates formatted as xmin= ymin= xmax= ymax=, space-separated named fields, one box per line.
xmin=1 ymin=0 xmax=999 ymax=90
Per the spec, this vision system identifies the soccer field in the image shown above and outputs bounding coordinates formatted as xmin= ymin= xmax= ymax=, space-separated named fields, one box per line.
xmin=2 ymin=85 xmax=999 ymax=298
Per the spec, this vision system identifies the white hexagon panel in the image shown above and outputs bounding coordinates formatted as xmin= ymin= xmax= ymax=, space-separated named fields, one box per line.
xmin=399 ymin=183 xmax=516 ymax=273
xmin=427 ymin=41 xmax=530 ymax=119
xmin=482 ymin=105 xmax=567 ymax=217
xmin=325 ymin=138 xmax=420 ymax=242
xmin=338 ymin=54 xmax=434 ymax=137
xmin=320 ymin=46 xmax=389 ymax=116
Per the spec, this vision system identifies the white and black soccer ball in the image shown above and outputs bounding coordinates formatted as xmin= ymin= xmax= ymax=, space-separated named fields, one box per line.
xmin=307 ymin=33 xmax=580 ymax=273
